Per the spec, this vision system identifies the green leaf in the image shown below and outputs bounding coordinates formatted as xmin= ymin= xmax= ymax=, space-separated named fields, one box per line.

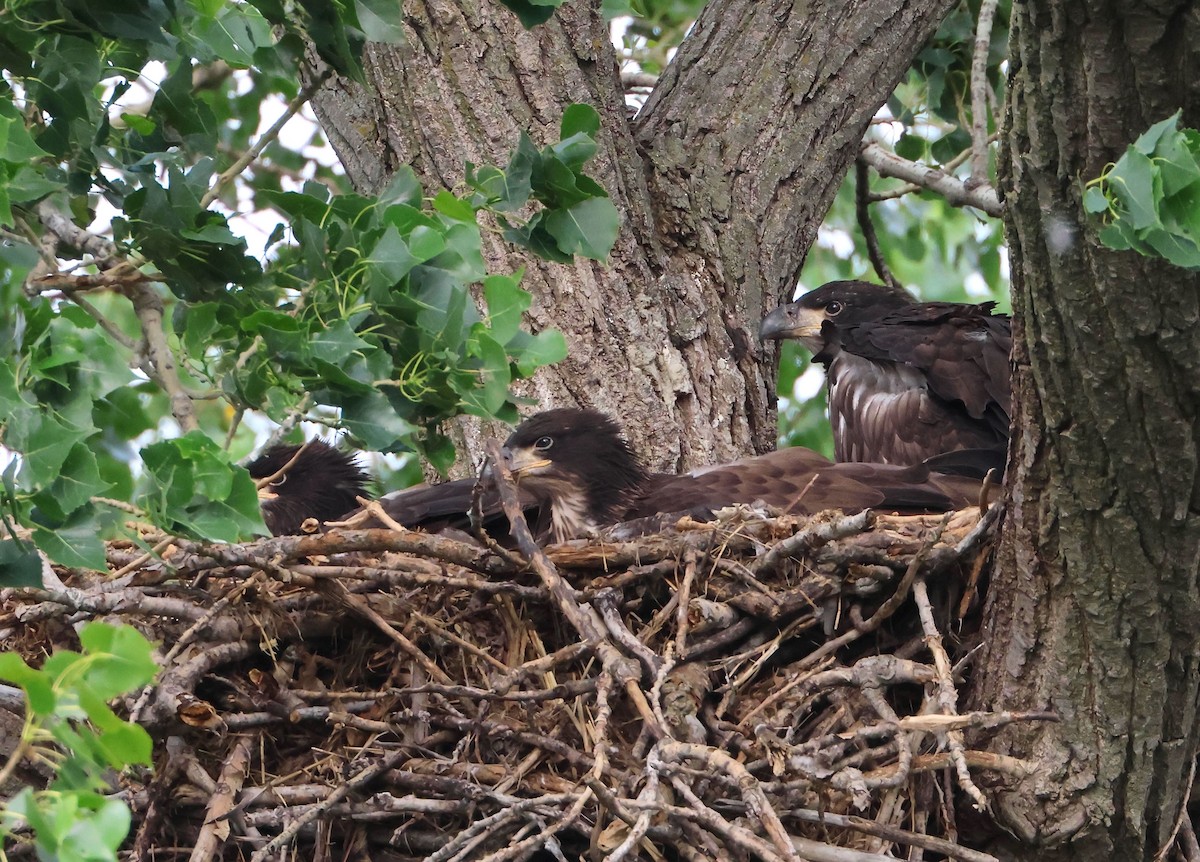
xmin=140 ymin=433 xmax=268 ymax=541
xmin=432 ymin=190 xmax=477 ymax=222
xmin=77 ymin=623 xmax=159 ymax=699
xmin=300 ymin=0 xmax=367 ymax=81
xmin=543 ymin=197 xmax=620 ymax=260
xmin=561 ymin=104 xmax=600 ymax=139
xmin=190 ymin=4 xmax=275 ymax=66
xmin=0 ymin=652 xmax=56 ymax=713
xmin=32 ymin=506 xmax=109 ymax=571
xmin=1144 ymin=228 xmax=1200 ymax=268
xmin=1082 ymin=185 xmax=1109 ymax=214
xmin=34 ymin=444 xmax=110 ymax=520
xmin=1089 ymin=114 xmax=1200 ymax=268
xmin=1154 ymin=127 xmax=1200 ymax=195
xmin=378 ymin=166 xmax=423 ymax=208
xmin=511 ymin=329 xmax=568 ymax=376
xmin=600 ymin=0 xmax=635 ymax=18
xmin=5 ymin=165 xmax=66 ymax=203
xmin=1132 ymin=111 xmax=1180 ymax=155
xmin=460 ymin=332 xmax=510 ymax=415
xmin=370 ymin=225 xmax=421 ymax=282
xmin=6 ymin=410 xmax=93 ymax=485
xmin=341 ymin=390 xmax=419 ymax=450
xmin=355 ymin=0 xmax=407 ymax=44
xmin=0 ymin=101 xmax=52 ymax=163
xmin=483 ymin=273 xmax=530 ymax=343
xmin=1108 ymin=148 xmax=1161 ymax=230
xmin=0 ymin=537 xmax=44 ymax=588
xmin=495 ymin=0 xmax=559 ymax=27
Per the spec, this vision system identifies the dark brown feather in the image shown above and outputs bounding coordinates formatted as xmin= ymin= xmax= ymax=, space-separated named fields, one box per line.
xmin=362 ymin=478 xmax=550 ymax=544
xmin=628 ymin=448 xmax=979 ymax=523
xmin=247 ymin=441 xmax=370 ymax=536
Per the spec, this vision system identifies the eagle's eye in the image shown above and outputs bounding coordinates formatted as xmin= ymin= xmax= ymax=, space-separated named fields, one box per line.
xmin=534 ymin=436 xmax=554 ymax=451
xmin=825 ymin=300 xmax=844 ymax=316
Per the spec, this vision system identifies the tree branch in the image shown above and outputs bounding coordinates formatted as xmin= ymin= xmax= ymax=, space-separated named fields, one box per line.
xmin=969 ymin=0 xmax=1000 ymax=182
xmin=31 ymin=200 xmax=200 ymax=432
xmin=854 ymin=160 xmax=900 ymax=290
xmin=859 ymin=142 xmax=1002 ymax=216
xmin=200 ymin=71 xmax=331 ymax=210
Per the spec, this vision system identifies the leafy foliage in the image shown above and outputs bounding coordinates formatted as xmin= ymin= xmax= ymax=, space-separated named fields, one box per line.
xmin=1085 ymin=111 xmax=1200 ymax=269
xmin=0 ymin=623 xmax=158 ymax=862
xmin=0 ymin=1 xmax=617 ymax=564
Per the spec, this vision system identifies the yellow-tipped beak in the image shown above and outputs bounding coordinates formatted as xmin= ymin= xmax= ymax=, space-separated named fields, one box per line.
xmin=503 ymin=447 xmax=552 ymax=476
xmin=759 ymin=304 xmax=826 ymax=341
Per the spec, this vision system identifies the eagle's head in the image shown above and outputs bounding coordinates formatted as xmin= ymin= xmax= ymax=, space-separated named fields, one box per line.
xmin=759 ymin=280 xmax=914 ymax=357
xmin=248 ymin=440 xmax=370 ymax=535
xmin=499 ymin=408 xmax=647 ymax=541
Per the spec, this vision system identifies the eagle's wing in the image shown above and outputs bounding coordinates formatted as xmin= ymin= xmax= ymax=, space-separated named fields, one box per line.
xmin=370 ymin=478 xmax=486 ymax=528
xmin=623 ymin=447 xmax=980 ymax=527
xmin=845 ymin=301 xmax=1012 ymax=421
xmin=347 ymin=477 xmax=557 ymax=546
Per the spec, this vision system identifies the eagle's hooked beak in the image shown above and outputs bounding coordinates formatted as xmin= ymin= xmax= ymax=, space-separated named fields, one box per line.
xmin=498 ymin=446 xmax=552 ymax=477
xmin=759 ymin=303 xmax=826 ymax=342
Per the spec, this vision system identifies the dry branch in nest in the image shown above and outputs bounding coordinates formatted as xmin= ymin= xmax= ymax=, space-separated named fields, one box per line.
xmin=0 ymin=490 xmax=1049 ymax=862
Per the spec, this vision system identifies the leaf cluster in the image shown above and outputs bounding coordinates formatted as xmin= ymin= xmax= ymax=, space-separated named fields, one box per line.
xmin=0 ymin=1 xmax=618 ymax=568
xmin=0 ymin=623 xmax=157 ymax=862
xmin=1085 ymin=111 xmax=1200 ymax=269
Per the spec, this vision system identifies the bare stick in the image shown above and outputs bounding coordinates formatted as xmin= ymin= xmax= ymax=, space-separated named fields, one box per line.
xmin=656 ymin=740 xmax=800 ymax=861
xmin=248 ymin=749 xmax=412 ymax=861
xmin=912 ymin=575 xmax=988 ymax=810
xmin=188 ymin=736 xmax=251 ymax=862
xmin=969 ymin=0 xmax=1000 ymax=182
xmin=855 ymin=160 xmax=899 ymax=291
xmin=755 ymin=509 xmax=874 ymax=575
xmin=124 ymin=280 xmax=199 ymax=432
xmin=859 ymin=142 xmax=1002 ymax=216
xmin=483 ymin=440 xmax=664 ymax=737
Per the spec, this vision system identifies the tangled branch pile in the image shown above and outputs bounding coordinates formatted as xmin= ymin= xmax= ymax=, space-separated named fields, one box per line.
xmin=2 ymin=499 xmax=1047 ymax=862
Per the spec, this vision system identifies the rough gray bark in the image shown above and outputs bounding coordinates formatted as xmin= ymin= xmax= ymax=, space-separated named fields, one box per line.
xmin=971 ymin=1 xmax=1200 ymax=859
xmin=309 ymin=0 xmax=956 ymax=473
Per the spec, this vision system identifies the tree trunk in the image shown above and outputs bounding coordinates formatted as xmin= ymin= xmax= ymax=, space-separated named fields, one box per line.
xmin=971 ymin=1 xmax=1200 ymax=858
xmin=308 ymin=0 xmax=955 ymax=472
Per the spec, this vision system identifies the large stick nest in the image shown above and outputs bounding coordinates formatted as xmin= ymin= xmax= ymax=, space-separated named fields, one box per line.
xmin=1 ymin=497 xmax=1045 ymax=862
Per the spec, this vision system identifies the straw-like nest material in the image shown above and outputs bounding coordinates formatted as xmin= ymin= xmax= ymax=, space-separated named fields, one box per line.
xmin=1 ymin=496 xmax=1049 ymax=862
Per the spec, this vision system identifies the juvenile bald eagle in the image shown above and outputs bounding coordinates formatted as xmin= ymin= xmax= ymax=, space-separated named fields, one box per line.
xmin=500 ymin=408 xmax=984 ymax=542
xmin=248 ymin=443 xmax=539 ymax=539
xmin=760 ymin=280 xmax=1012 ymax=466
xmin=248 ymin=440 xmax=371 ymax=535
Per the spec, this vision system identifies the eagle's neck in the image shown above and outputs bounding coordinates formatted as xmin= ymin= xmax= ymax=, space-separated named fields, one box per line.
xmin=548 ymin=486 xmax=592 ymax=543
xmin=542 ymin=449 xmax=646 ymax=542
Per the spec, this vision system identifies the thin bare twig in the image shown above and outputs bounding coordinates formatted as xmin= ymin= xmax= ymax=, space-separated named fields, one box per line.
xmin=859 ymin=142 xmax=1002 ymax=216
xmin=912 ymin=574 xmax=988 ymax=810
xmin=483 ymin=439 xmax=664 ymax=739
xmin=855 ymin=160 xmax=900 ymax=291
xmin=188 ymin=735 xmax=251 ymax=862
xmin=969 ymin=0 xmax=1001 ymax=182
xmin=200 ymin=71 xmax=332 ymax=209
